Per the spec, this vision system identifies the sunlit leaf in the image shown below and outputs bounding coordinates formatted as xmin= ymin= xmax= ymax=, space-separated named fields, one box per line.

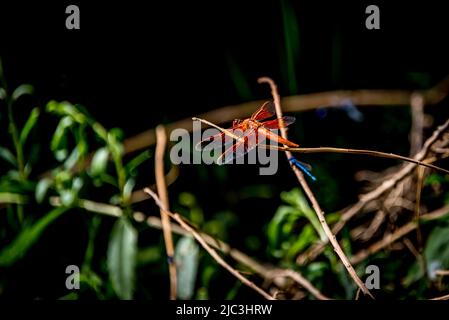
xmin=0 ymin=146 xmax=17 ymax=167
xmin=90 ymin=148 xmax=110 ymax=177
xmin=267 ymin=205 xmax=298 ymax=253
xmin=20 ymin=107 xmax=40 ymax=145
xmin=107 ymin=217 xmax=137 ymax=300
xmin=51 ymin=116 xmax=73 ymax=161
xmin=11 ymin=84 xmax=33 ymax=101
xmin=60 ymin=190 xmax=76 ymax=207
xmin=0 ymin=192 xmax=28 ymax=204
xmin=286 ymin=224 xmax=316 ymax=259
xmin=124 ymin=150 xmax=152 ymax=176
xmin=35 ymin=178 xmax=53 ymax=203
xmin=0 ymin=87 xmax=6 ymax=100
xmin=123 ymin=178 xmax=135 ymax=203
xmin=0 ymin=207 xmax=67 ymax=266
xmin=175 ymin=236 xmax=200 ymax=299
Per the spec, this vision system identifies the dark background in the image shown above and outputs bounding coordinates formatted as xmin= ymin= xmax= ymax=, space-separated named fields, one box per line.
xmin=1 ymin=1 xmax=449 ymax=299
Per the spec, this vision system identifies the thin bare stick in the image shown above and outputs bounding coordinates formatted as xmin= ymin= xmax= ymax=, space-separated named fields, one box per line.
xmin=430 ymin=293 xmax=449 ymax=300
xmin=273 ymin=146 xmax=449 ymax=175
xmin=258 ymin=76 xmax=373 ymax=299
xmin=435 ymin=270 xmax=449 ymax=277
xmin=410 ymin=93 xmax=425 ymax=156
xmin=267 ymin=269 xmax=331 ymax=300
xmin=154 ymin=125 xmax=177 ymax=300
xmin=350 ymin=204 xmax=449 ymax=264
xmin=146 ymin=216 xmax=330 ymax=300
xmin=143 ymin=188 xmax=274 ymax=300
xmin=193 ymin=116 xmax=449 ymax=175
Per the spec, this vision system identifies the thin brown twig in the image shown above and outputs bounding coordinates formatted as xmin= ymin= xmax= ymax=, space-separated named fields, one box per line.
xmin=430 ymin=293 xmax=449 ymax=300
xmin=435 ymin=270 xmax=449 ymax=277
xmin=265 ymin=269 xmax=331 ymax=300
xmin=154 ymin=125 xmax=177 ymax=300
xmin=143 ymin=188 xmax=275 ymax=300
xmin=257 ymin=76 xmax=373 ymax=299
xmin=410 ymin=93 xmax=425 ymax=156
xmin=192 ymin=116 xmax=449 ymax=176
xmin=146 ymin=218 xmax=329 ymax=300
xmin=350 ymin=204 xmax=449 ymax=264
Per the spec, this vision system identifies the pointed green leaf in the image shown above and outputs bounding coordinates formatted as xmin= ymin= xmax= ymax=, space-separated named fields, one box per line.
xmin=107 ymin=217 xmax=137 ymax=300
xmin=0 ymin=87 xmax=6 ymax=100
xmin=175 ymin=236 xmax=200 ymax=299
xmin=35 ymin=178 xmax=53 ymax=203
xmin=0 ymin=146 xmax=17 ymax=167
xmin=12 ymin=84 xmax=34 ymax=101
xmin=90 ymin=148 xmax=110 ymax=176
xmin=0 ymin=207 xmax=67 ymax=266
xmin=20 ymin=107 xmax=40 ymax=145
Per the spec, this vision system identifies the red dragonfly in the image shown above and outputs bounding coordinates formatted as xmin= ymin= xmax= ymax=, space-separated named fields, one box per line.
xmin=195 ymin=101 xmax=299 ymax=165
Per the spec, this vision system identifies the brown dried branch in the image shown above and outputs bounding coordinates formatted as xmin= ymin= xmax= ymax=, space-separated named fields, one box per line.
xmin=257 ymin=76 xmax=373 ymax=299
xmin=350 ymin=204 xmax=449 ymax=264
xmin=145 ymin=216 xmax=330 ymax=300
xmin=410 ymin=93 xmax=425 ymax=156
xmin=143 ymin=188 xmax=275 ymax=300
xmin=154 ymin=125 xmax=177 ymax=300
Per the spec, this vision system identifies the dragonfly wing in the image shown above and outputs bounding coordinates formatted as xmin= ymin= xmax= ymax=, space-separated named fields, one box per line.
xmin=195 ymin=127 xmax=243 ymax=151
xmin=251 ymin=101 xmax=276 ymax=121
xmin=260 ymin=116 xmax=296 ymax=129
xmin=216 ymin=129 xmax=257 ymax=165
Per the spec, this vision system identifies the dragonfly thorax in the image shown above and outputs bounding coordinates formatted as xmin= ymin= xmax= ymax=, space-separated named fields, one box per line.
xmin=241 ymin=119 xmax=262 ymax=130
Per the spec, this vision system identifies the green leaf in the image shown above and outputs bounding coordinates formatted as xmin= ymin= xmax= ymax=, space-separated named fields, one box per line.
xmin=281 ymin=188 xmax=326 ymax=241
xmin=123 ymin=178 xmax=135 ymax=203
xmin=0 ymin=192 xmax=28 ymax=204
xmin=20 ymin=107 xmax=40 ymax=145
xmin=107 ymin=217 xmax=137 ymax=300
xmin=137 ymin=246 xmax=162 ymax=266
xmin=60 ymin=190 xmax=76 ymax=207
xmin=424 ymin=223 xmax=449 ymax=278
xmin=51 ymin=116 xmax=73 ymax=160
xmin=124 ymin=150 xmax=152 ymax=176
xmin=35 ymin=178 xmax=53 ymax=203
xmin=90 ymin=148 xmax=110 ymax=176
xmin=175 ymin=236 xmax=200 ymax=299
xmin=0 ymin=146 xmax=17 ymax=166
xmin=286 ymin=224 xmax=317 ymax=258
xmin=0 ymin=87 xmax=6 ymax=100
xmin=267 ymin=205 xmax=299 ymax=254
xmin=0 ymin=207 xmax=67 ymax=266
xmin=12 ymin=84 xmax=34 ymax=101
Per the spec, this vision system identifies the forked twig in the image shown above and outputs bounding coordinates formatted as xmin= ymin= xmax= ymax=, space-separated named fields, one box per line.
xmin=257 ymin=77 xmax=374 ymax=299
xmin=143 ymin=188 xmax=275 ymax=300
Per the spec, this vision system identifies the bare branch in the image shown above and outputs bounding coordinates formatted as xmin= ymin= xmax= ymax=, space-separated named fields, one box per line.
xmin=258 ymin=76 xmax=373 ymax=299
xmin=154 ymin=125 xmax=177 ymax=300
